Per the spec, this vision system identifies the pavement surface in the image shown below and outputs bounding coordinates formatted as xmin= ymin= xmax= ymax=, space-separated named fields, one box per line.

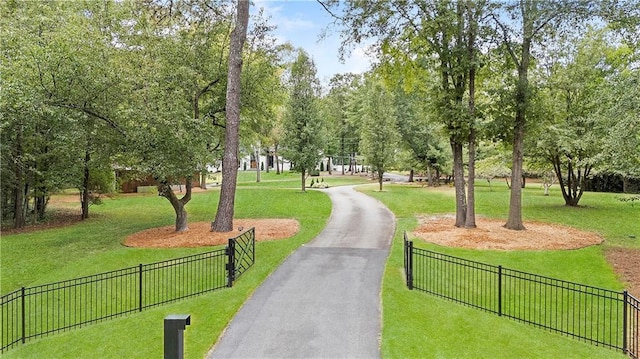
xmin=207 ymin=185 xmax=395 ymax=358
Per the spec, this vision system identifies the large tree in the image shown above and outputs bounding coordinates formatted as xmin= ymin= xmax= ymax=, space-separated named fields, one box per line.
xmin=212 ymin=0 xmax=250 ymax=232
xmin=535 ymin=31 xmax=611 ymax=206
xmin=281 ymin=50 xmax=324 ymax=192
xmin=598 ymin=71 xmax=640 ymax=192
xmin=321 ymin=0 xmax=485 ymax=227
xmin=1 ymin=0 xmax=127 ymax=226
xmin=382 ymin=61 xmax=449 ymax=186
xmin=323 ymin=73 xmax=363 ymax=175
xmin=531 ymin=29 xmax=639 ymax=204
xmin=489 ymin=0 xmax=606 ymax=228
xmin=1 ymin=0 xmax=283 ymax=233
xmin=359 ymin=78 xmax=399 ymax=191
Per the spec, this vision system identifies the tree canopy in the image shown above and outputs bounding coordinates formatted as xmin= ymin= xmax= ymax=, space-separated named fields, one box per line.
xmin=281 ymin=50 xmax=324 ymax=192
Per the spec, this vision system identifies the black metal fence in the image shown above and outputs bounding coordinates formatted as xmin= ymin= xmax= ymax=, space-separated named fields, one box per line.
xmin=404 ymin=232 xmax=639 ymax=359
xmin=1 ymin=227 xmax=255 ymax=352
xmin=227 ymin=227 xmax=256 ymax=286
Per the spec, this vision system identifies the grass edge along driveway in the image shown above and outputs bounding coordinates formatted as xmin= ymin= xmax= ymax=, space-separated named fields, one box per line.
xmin=363 ymin=183 xmax=631 ymax=359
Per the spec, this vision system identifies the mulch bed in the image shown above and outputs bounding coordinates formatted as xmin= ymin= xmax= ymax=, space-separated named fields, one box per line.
xmin=123 ymin=219 xmax=300 ymax=248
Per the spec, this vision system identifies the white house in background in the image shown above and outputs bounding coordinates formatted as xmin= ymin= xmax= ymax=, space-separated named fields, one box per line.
xmin=209 ymin=149 xmax=364 ymax=175
xmin=239 ymin=150 xmax=292 ymax=172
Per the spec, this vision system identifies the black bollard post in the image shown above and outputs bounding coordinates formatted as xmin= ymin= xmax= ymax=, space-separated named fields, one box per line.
xmin=164 ymin=314 xmax=191 ymax=359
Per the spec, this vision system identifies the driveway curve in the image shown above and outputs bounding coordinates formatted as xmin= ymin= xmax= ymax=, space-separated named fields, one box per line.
xmin=207 ymin=185 xmax=395 ymax=358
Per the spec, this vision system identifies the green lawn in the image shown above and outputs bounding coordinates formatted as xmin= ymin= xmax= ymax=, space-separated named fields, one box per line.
xmin=360 ymin=181 xmax=637 ymax=358
xmin=2 ymin=177 xmax=637 ymax=358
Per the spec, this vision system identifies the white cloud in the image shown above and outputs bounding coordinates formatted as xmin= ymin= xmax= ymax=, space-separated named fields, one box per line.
xmin=252 ymin=0 xmax=374 ymax=87
xmin=253 ymin=1 xmax=316 ymax=32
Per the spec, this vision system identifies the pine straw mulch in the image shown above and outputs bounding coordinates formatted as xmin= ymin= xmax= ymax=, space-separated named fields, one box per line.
xmin=605 ymin=247 xmax=640 ymax=297
xmin=123 ymin=218 xmax=299 ymax=248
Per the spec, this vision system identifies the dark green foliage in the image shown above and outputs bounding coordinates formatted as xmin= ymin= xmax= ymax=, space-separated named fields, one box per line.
xmin=281 ymin=50 xmax=324 ymax=191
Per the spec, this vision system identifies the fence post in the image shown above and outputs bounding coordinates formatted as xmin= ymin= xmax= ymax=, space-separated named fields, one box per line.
xmin=403 ymin=232 xmax=408 ymax=287
xmin=408 ymin=240 xmax=414 ymax=290
xmin=498 ymin=266 xmax=502 ymax=317
xmin=21 ymin=287 xmax=25 ymax=344
xmin=227 ymin=239 xmax=235 ymax=288
xmin=139 ymin=264 xmax=143 ymax=312
xmin=251 ymin=228 xmax=255 ymax=264
xmin=623 ymin=290 xmax=628 ymax=354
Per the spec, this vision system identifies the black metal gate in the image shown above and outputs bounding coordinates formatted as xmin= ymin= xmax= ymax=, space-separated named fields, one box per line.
xmin=404 ymin=231 xmax=640 ymax=358
xmin=227 ymin=227 xmax=256 ymax=287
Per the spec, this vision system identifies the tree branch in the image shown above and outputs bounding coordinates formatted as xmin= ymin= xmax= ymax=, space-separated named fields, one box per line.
xmin=316 ymin=0 xmax=343 ymax=21
xmin=49 ymin=102 xmax=126 ymax=136
xmin=194 ymin=78 xmax=221 ymax=119
xmin=490 ymin=13 xmax=520 ymax=68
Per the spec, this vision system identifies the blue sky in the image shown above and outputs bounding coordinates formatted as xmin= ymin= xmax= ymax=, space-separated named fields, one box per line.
xmin=252 ymin=0 xmax=373 ymax=85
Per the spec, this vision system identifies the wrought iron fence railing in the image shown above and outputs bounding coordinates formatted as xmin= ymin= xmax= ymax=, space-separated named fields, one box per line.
xmin=404 ymin=232 xmax=639 ymax=359
xmin=1 ymin=227 xmax=255 ymax=352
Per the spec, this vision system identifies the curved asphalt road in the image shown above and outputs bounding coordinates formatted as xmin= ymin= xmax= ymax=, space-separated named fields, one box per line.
xmin=207 ymin=185 xmax=395 ymax=358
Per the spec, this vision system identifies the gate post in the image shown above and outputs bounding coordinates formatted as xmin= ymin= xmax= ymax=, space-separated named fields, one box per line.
xmin=21 ymin=287 xmax=25 ymax=344
xmin=164 ymin=314 xmax=190 ymax=359
xmin=498 ymin=266 xmax=503 ymax=317
xmin=227 ymin=239 xmax=235 ymax=287
xmin=623 ymin=290 xmax=628 ymax=354
xmin=407 ymin=240 xmax=414 ymax=290
xmin=139 ymin=264 xmax=143 ymax=312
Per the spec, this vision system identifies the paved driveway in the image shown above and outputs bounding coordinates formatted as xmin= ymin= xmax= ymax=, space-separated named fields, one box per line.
xmin=207 ymin=185 xmax=395 ymax=358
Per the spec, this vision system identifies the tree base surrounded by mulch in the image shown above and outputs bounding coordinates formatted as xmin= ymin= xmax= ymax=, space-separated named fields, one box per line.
xmin=123 ymin=219 xmax=299 ymax=248
xmin=412 ymin=215 xmax=603 ymax=251
xmin=412 ymin=215 xmax=640 ymax=297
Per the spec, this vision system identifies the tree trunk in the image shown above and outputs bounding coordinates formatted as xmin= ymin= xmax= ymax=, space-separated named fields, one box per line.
xmin=552 ymin=154 xmax=591 ymax=207
xmin=465 ymin=127 xmax=477 ymax=228
xmin=200 ymin=170 xmax=207 ymax=189
xmin=465 ymin=0 xmax=478 ymax=229
xmin=35 ymin=193 xmax=47 ymax=220
xmin=378 ymin=170 xmax=384 ymax=191
xmin=451 ymin=138 xmax=466 ymax=228
xmin=327 ymin=156 xmax=332 ymax=175
xmin=255 ymin=146 xmax=261 ymax=182
xmin=301 ymin=170 xmax=306 ymax=192
xmin=80 ymin=149 xmax=90 ymax=220
xmin=212 ymin=0 xmax=249 ymax=232
xmin=427 ymin=165 xmax=433 ymax=187
xmin=341 ymin=136 xmax=345 ymax=175
xmin=505 ymin=110 xmax=526 ymax=230
xmin=275 ymin=143 xmax=280 ymax=175
xmin=409 ymin=169 xmax=414 ymax=183
xmin=159 ymin=179 xmax=192 ymax=232
xmin=504 ymin=31 xmax=531 ymax=231
xmin=13 ymin=123 xmax=25 ymax=229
